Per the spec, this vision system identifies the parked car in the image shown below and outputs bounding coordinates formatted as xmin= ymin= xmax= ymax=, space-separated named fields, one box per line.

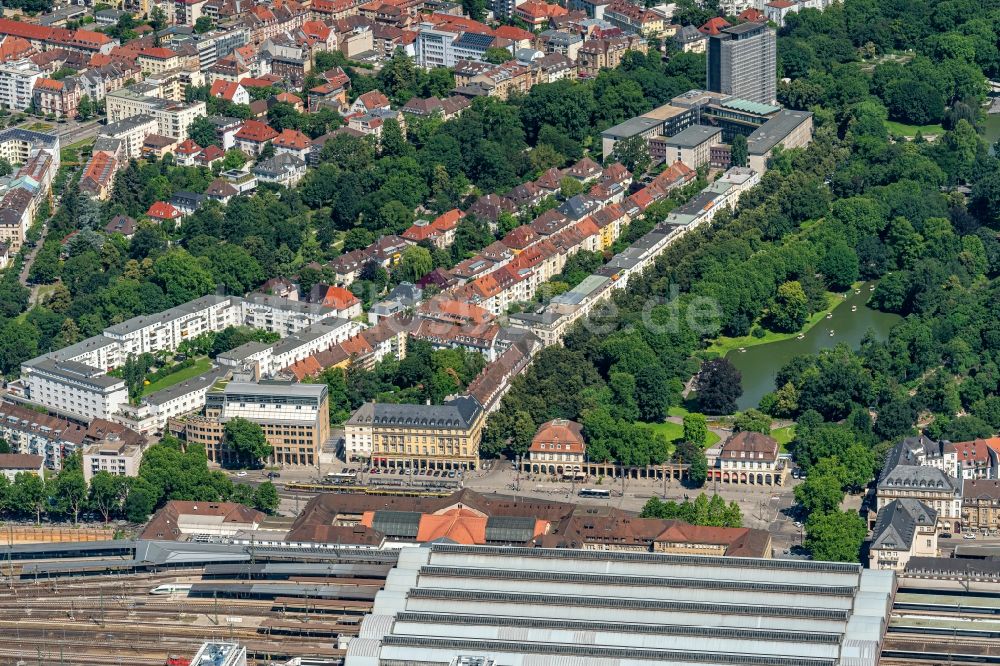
xmin=940 ymin=533 xmax=952 ymax=539
xmin=963 ymin=533 xmax=977 ymax=540
xmin=236 ymin=471 xmax=247 ymax=477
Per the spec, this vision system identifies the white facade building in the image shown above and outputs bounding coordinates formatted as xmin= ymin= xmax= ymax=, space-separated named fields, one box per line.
xmin=242 ymin=293 xmax=337 ymax=336
xmin=0 ymin=60 xmax=43 ymax=111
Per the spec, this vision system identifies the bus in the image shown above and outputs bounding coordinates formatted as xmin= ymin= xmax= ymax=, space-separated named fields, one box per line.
xmin=578 ymin=488 xmax=611 ymax=499
xmin=326 ymin=472 xmax=357 ymax=485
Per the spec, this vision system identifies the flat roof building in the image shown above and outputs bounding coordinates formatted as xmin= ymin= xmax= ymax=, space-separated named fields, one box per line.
xmin=346 ymin=543 xmax=894 ymax=666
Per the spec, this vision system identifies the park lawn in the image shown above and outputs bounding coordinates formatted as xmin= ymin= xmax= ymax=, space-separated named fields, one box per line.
xmin=142 ymin=357 xmax=213 ymax=396
xmin=24 ymin=122 xmax=53 ymax=132
xmin=884 ymin=120 xmax=943 ymax=137
xmin=770 ymin=425 xmax=795 ymax=452
xmin=642 ymin=421 xmax=721 ymax=449
xmin=705 ymin=291 xmax=842 ymax=357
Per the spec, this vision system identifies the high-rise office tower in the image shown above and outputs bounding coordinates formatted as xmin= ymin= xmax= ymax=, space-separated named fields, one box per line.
xmin=707 ymin=23 xmax=777 ymax=105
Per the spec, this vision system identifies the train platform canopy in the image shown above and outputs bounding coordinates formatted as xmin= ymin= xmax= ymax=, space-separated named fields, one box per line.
xmin=346 ymin=544 xmax=896 ymax=666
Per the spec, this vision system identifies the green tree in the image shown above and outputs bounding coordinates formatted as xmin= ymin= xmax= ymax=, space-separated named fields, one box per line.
xmin=730 ymin=133 xmax=748 ymax=167
xmin=733 ymin=409 xmax=772 ymax=434
xmin=149 ymin=5 xmax=167 ymax=30
xmin=767 ymin=281 xmax=809 ymax=333
xmin=610 ymin=134 xmax=650 ymax=175
xmin=151 ymin=249 xmax=215 ymax=305
xmin=77 ymin=95 xmax=94 ymax=120
xmin=253 ymin=482 xmax=280 ymax=514
xmin=124 ymin=478 xmax=158 ymax=522
xmin=682 ymin=413 xmax=708 ymax=448
xmin=805 ymin=510 xmax=866 ymax=563
xmin=819 ymin=243 xmax=860 ymax=291
xmin=52 ymin=468 xmax=87 ymax=524
xmin=189 ymin=116 xmax=220 ymax=148
xmin=194 ymin=15 xmax=213 ymax=32
xmin=696 ymin=359 xmax=743 ymax=415
xmin=841 ymin=443 xmax=875 ymax=492
xmin=224 ymin=418 xmax=272 ymax=468
xmin=794 ymin=471 xmax=845 ymax=516
xmin=483 ymin=46 xmax=510 ymax=64
xmin=88 ymin=472 xmax=128 ymax=523
xmin=559 ymin=176 xmax=583 ymax=199
xmin=13 ymin=472 xmax=47 ymax=524
xmin=396 ymin=245 xmax=433 ymax=283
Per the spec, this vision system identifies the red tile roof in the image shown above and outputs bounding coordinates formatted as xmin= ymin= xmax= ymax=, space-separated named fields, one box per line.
xmin=318 ymin=285 xmax=359 ymax=310
xmin=274 ymin=91 xmax=303 ymax=105
xmin=209 ymin=79 xmax=243 ymax=101
xmin=699 ymin=16 xmax=731 ymax=34
xmin=273 ymin=128 xmax=311 ymax=150
xmin=529 ymin=419 xmax=584 ymax=454
xmin=235 ymin=119 xmax=279 ymax=143
xmin=355 ymin=89 xmax=389 ymax=110
xmin=140 ymin=47 xmax=178 ymax=59
xmin=197 ymin=145 xmax=225 ymax=163
xmin=146 ymin=201 xmax=181 ymax=220
xmin=175 ymin=138 xmax=202 ymax=155
xmin=494 ymin=25 xmax=535 ymax=42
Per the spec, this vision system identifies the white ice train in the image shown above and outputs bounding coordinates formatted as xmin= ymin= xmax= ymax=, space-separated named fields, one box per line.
xmin=149 ymin=583 xmax=193 ymax=595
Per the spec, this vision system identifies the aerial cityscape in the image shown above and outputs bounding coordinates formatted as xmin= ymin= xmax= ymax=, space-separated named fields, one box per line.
xmin=0 ymin=0 xmax=995 ymax=662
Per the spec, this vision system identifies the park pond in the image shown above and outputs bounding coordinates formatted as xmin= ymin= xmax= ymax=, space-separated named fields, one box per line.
xmin=725 ymin=282 xmax=903 ymax=411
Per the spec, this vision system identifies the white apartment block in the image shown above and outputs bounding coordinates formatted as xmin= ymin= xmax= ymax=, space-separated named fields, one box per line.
xmin=21 ymin=358 xmax=129 ymax=422
xmin=105 ymin=87 xmax=206 ymax=140
xmin=103 ymin=295 xmax=244 ymax=358
xmin=100 ymin=115 xmax=160 ymax=160
xmin=0 ymin=60 xmax=43 ymax=111
xmin=267 ymin=317 xmax=360 ymax=376
xmin=242 ymin=293 xmax=337 ymax=336
xmin=345 ymin=417 xmax=373 ymax=460
xmin=82 ymin=437 xmax=145 ymax=484
xmin=113 ymin=366 xmax=228 ymax=434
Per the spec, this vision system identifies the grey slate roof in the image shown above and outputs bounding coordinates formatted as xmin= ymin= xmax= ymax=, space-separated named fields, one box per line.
xmin=870 ymin=498 xmax=936 ymax=552
xmin=347 ymin=396 xmax=481 ymax=429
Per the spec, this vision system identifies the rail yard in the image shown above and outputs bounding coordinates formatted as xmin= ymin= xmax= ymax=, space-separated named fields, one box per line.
xmin=0 ymin=540 xmax=398 ymax=665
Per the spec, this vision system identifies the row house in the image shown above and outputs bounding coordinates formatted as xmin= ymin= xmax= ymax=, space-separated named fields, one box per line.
xmin=962 ymin=479 xmax=1000 ymax=534
xmin=536 ymin=29 xmax=583 ymax=60
xmin=32 ymin=76 xmax=80 ymax=118
xmin=466 ymin=193 xmax=516 ymax=231
xmin=0 ymin=19 xmax=116 ymax=56
xmin=400 ymin=94 xmax=469 ymax=120
xmin=297 ymin=20 xmax=338 ymax=52
xmin=79 ymin=137 xmax=123 ymax=200
xmin=453 ymin=59 xmax=532 ymax=101
xmin=531 ymin=52 xmax=576 ymax=83
xmin=137 ymin=47 xmax=184 ymax=75
xmin=244 ymin=1 xmax=308 ymax=45
xmin=402 ymin=209 xmax=461 ymax=249
xmin=308 ymin=67 xmax=351 ymax=112
xmin=577 ymin=34 xmax=647 ymax=77
xmin=951 ymin=438 xmax=1000 ymax=479
xmin=312 ymin=0 xmax=365 ymax=21
xmin=514 ymin=0 xmax=568 ymax=29
xmin=261 ymin=38 xmax=311 ymax=87
xmin=371 ymin=24 xmax=417 ymax=59
xmin=409 ymin=319 xmax=502 ymax=361
xmin=603 ymin=0 xmax=669 ymax=36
